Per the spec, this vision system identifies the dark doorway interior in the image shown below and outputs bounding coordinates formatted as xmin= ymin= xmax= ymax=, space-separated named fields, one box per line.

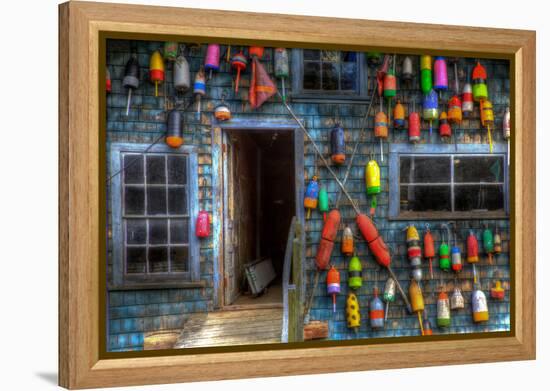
xmin=225 ymin=130 xmax=295 ymax=306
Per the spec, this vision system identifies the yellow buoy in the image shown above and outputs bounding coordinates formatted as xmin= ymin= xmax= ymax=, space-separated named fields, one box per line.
xmin=149 ymin=50 xmax=165 ymax=97
xmin=346 ymin=292 xmax=361 ymax=332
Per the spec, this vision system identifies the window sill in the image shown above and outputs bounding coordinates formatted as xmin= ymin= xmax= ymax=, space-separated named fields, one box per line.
xmin=290 ymin=93 xmax=371 ymax=104
xmin=108 ymin=281 xmax=206 ymax=291
xmin=389 ymin=211 xmax=509 ymax=221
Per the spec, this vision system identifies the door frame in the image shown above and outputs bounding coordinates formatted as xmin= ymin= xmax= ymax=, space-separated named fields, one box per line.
xmin=212 ymin=118 xmax=305 ymax=309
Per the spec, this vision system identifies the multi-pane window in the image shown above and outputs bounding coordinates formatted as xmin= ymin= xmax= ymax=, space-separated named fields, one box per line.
xmin=110 ymin=143 xmax=199 ymax=287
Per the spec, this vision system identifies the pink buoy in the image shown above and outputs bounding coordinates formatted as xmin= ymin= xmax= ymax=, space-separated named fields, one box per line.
xmin=204 ymin=44 xmax=220 ymax=79
xmin=433 ymin=56 xmax=448 ymax=92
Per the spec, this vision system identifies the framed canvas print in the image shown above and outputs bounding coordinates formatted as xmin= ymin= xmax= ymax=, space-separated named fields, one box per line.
xmin=58 ymin=1 xmax=536 ymax=389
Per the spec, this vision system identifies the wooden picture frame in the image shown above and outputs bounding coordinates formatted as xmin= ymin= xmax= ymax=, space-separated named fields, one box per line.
xmin=59 ymin=1 xmax=536 ymax=389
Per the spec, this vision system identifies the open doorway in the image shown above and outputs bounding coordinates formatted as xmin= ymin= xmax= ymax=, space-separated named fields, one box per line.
xmin=222 ymin=129 xmax=296 ymax=308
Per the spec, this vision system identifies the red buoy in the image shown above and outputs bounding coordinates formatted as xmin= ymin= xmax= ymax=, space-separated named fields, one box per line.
xmin=315 ymin=209 xmax=341 ymax=270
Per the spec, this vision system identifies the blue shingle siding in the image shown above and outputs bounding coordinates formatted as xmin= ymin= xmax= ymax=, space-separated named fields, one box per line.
xmin=106 ymin=39 xmax=510 ymax=351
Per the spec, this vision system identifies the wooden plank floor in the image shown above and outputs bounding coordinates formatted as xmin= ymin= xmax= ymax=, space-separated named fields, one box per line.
xmin=174 ymin=308 xmax=282 ymax=348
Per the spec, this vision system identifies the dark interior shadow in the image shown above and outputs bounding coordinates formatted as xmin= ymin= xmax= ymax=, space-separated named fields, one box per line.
xmin=36 ymin=372 xmax=58 ymax=385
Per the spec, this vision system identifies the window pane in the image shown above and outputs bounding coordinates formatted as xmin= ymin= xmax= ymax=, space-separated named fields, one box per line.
xmin=167 ymin=155 xmax=187 ymax=184
xmin=168 ymin=187 xmax=188 ymax=215
xmin=400 ymin=156 xmax=451 ymax=183
xmin=341 ymin=62 xmax=357 ymax=90
xmin=171 ymin=246 xmax=189 ymax=272
xmin=170 ymin=218 xmax=189 ymax=244
xmin=454 ymin=156 xmax=504 ymax=183
xmin=400 ymin=185 xmax=451 ymax=212
xmin=341 ymin=51 xmax=357 ymax=63
xmin=123 ymin=155 xmax=144 ymax=184
xmin=146 ymin=187 xmax=167 ymax=215
xmin=303 ymin=62 xmax=320 ymax=90
xmin=321 ymin=50 xmax=339 ymax=62
xmin=454 ymin=185 xmax=504 ymax=211
xmin=126 ymin=247 xmax=146 ymax=274
xmin=322 ymin=62 xmax=339 ymax=90
xmin=149 ymin=220 xmax=168 ymax=244
xmin=303 ymin=49 xmax=319 ymax=60
xmin=148 ymin=247 xmax=168 ymax=273
xmin=126 ymin=219 xmax=146 ymax=244
xmin=146 ymin=155 xmax=166 ymax=184
xmin=124 ymin=186 xmax=145 ymax=215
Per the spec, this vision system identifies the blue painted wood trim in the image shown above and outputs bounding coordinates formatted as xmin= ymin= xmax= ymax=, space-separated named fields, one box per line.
xmin=211 ymin=130 xmax=222 ymax=308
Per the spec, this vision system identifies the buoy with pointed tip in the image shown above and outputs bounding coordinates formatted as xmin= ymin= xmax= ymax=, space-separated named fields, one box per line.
xmin=409 ymin=280 xmax=426 ymax=335
xmin=407 ymin=225 xmax=423 ymax=282
xmin=149 ymin=50 xmax=165 ymax=97
xmin=424 ymin=227 xmax=435 ymax=279
xmin=318 ymin=187 xmax=329 ymax=221
xmin=274 ymin=48 xmax=289 ymax=103
xmin=165 ymin=109 xmax=183 ymax=148
xmin=316 ymin=209 xmax=341 ymax=270
xmin=450 ymin=286 xmax=465 ymax=310
xmin=394 ymin=99 xmax=405 ymax=128
xmin=193 ymin=67 xmax=206 ymax=119
xmin=467 ymin=231 xmax=480 ymax=284
xmin=483 ymin=227 xmax=495 ymax=265
xmin=437 ymin=289 xmax=451 ymax=327
xmin=123 ymin=55 xmax=140 ymax=116
xmin=330 ymin=123 xmax=346 ymax=165
xmin=375 ymin=99 xmax=388 ymax=161
xmin=472 ymin=61 xmax=488 ymax=102
xmin=231 ymin=51 xmax=247 ymax=93
xmin=503 ymin=106 xmax=511 ymax=165
xmin=174 ymin=50 xmax=191 ymax=93
xmin=409 ymin=99 xmax=421 ymax=143
xmin=327 ymin=266 xmax=341 ymax=313
xmin=341 ymin=226 xmax=354 ymax=256
xmin=433 ymin=56 xmax=448 ymax=93
xmin=204 ymin=44 xmax=220 ymax=79
xmin=304 ymin=176 xmax=319 ymax=219
xmin=402 ymin=56 xmax=413 ymax=82
xmin=383 ymin=277 xmax=396 ymax=321
xmin=370 ymin=287 xmax=385 ymax=329
xmin=348 ymin=255 xmax=363 ymax=290
xmin=346 ymin=292 xmax=361 ymax=332
xmin=490 ymin=280 xmax=505 ymax=300
xmin=472 ymin=283 xmax=489 ymax=322
xmin=480 ymin=99 xmax=495 ymax=153
xmin=106 ymin=67 xmax=112 ymax=93
xmin=423 ymin=89 xmax=439 ymax=135
xmin=420 ymin=55 xmax=433 ymax=95
xmin=439 ymin=111 xmax=452 ymax=139
xmin=163 ymin=42 xmax=178 ymax=61
xmin=366 ymin=160 xmax=381 ymax=216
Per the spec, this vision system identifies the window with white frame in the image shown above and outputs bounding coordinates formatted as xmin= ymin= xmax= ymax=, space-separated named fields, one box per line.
xmin=110 ymin=143 xmax=200 ymax=287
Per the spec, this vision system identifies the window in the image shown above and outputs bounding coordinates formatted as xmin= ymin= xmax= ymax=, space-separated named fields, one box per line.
xmin=389 ymin=144 xmax=509 ymax=219
xmin=291 ymin=49 xmax=369 ymax=99
xmin=110 ymin=143 xmax=200 ymax=287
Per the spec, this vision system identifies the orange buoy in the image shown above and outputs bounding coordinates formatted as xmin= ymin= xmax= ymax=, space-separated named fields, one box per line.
xmin=424 ymin=226 xmax=435 ymax=279
xmin=341 ymin=226 xmax=354 ymax=256
xmin=315 ymin=209 xmax=341 ymax=270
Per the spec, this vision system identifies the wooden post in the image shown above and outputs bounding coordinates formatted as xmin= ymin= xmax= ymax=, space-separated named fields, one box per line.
xmin=291 ymin=222 xmax=304 ymax=342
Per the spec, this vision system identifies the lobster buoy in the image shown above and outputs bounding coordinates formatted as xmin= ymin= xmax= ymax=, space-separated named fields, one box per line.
xmin=433 ymin=56 xmax=448 ymax=93
xmin=315 ymin=209 xmax=341 ymax=270
xmin=483 ymin=227 xmax=495 ymax=265
xmin=204 ymin=44 xmax=220 ymax=79
xmin=503 ymin=106 xmax=511 ymax=165
xmin=383 ymin=69 xmax=397 ymax=99
xmin=451 ymin=286 xmax=465 ymax=310
xmin=451 ymin=245 xmax=463 ymax=273
xmin=423 ymin=89 xmax=439 ymax=135
xmin=193 ymin=67 xmax=206 ymax=119
xmin=472 ymin=283 xmax=489 ymax=323
xmin=481 ymin=99 xmax=495 ymax=153
xmin=318 ymin=187 xmax=329 ymax=221
xmin=402 ymin=56 xmax=413 ymax=82
xmin=346 ymin=292 xmax=361 ymax=332
xmin=165 ymin=109 xmax=183 ymax=148
xmin=420 ymin=55 xmax=433 ymax=95
xmin=274 ymin=48 xmax=289 ymax=103
xmin=367 ymin=52 xmax=383 ymax=67
xmin=423 ymin=312 xmax=433 ymax=336
xmin=490 ymin=280 xmax=505 ymax=300
xmin=406 ymin=225 xmax=423 ymax=282
xmin=447 ymin=95 xmax=462 ymax=124
xmin=341 ymin=226 xmax=354 ymax=256
xmin=409 ymin=99 xmax=421 ymax=143
xmin=327 ymin=266 xmax=341 ymax=313
xmin=437 ymin=289 xmax=451 ymax=327
xmin=304 ymin=176 xmax=320 ymax=219
xmin=393 ymin=99 xmax=405 ymax=128
xmin=370 ymin=287 xmax=385 ymax=329
xmin=472 ymin=61 xmax=488 ymax=102
xmin=149 ymin=50 xmax=165 ymax=97
xmin=424 ymin=227 xmax=435 ymax=279
xmin=174 ymin=50 xmax=191 ymax=92
xmin=494 ymin=228 xmax=502 ymax=255
xmin=467 ymin=231 xmax=480 ymax=283
xmin=231 ymin=51 xmax=247 ymax=93
xmin=366 ymin=160 xmax=381 ymax=216
xmin=106 ymin=67 xmax=112 ymax=93
xmin=439 ymin=226 xmax=451 ymax=272
xmin=330 ymin=123 xmax=346 ymax=165
xmin=348 ymin=255 xmax=363 ymax=290
xmin=462 ymin=70 xmax=474 ymax=115
xmin=214 ymin=98 xmax=231 ymax=122
xmin=249 ymin=46 xmax=265 ymax=59
xmin=439 ymin=111 xmax=452 ymax=139
xmin=164 ymin=42 xmax=178 ymax=61
xmin=375 ymin=100 xmax=388 ymax=161
xmin=123 ymin=55 xmax=140 ymax=116
xmin=409 ymin=280 xmax=426 ymax=335
xmin=383 ymin=277 xmax=396 ymax=321
xmin=195 ymin=210 xmax=210 ymax=238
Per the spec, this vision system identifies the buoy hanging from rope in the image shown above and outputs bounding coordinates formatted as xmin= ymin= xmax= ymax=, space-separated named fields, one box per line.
xmin=106 ymin=67 xmax=112 ymax=93
xmin=394 ymin=99 xmax=405 ymax=128
xmin=420 ymin=55 xmax=433 ymax=95
xmin=231 ymin=50 xmax=247 ymax=93
xmin=374 ymin=98 xmax=388 ymax=161
xmin=433 ymin=56 xmax=448 ymax=95
xmin=494 ymin=227 xmax=502 ymax=256
xmin=346 ymin=292 xmax=361 ymax=333
xmin=193 ymin=67 xmax=206 ymax=119
xmin=462 ymin=66 xmax=474 ymax=115
xmin=472 ymin=61 xmax=488 ymax=102
xmin=467 ymin=230 xmax=480 ymax=284
xmin=448 ymin=61 xmax=463 ymax=124
xmin=472 ymin=282 xmax=489 ymax=323
xmin=451 ymin=226 xmax=463 ymax=273
xmin=406 ymin=225 xmax=423 ymax=282
xmin=174 ymin=47 xmax=191 ymax=93
xmin=490 ymin=280 xmax=505 ymax=300
xmin=274 ymin=48 xmax=289 ymax=103
xmin=366 ymin=159 xmax=381 ymax=216
xmin=163 ymin=41 xmax=178 ymax=61
xmin=348 ymin=255 xmax=363 ymax=290
xmin=423 ymin=89 xmax=439 ymax=135
xmin=450 ymin=285 xmax=465 ymax=310
xmin=196 ymin=188 xmax=210 ymax=238
xmin=304 ymin=175 xmax=320 ymax=219
xmin=503 ymin=106 xmax=511 ymax=165
xmin=480 ymin=99 xmax=495 ymax=152
xmin=483 ymin=226 xmax=495 ymax=265
xmin=214 ymin=95 xmax=231 ymax=121
xmin=409 ymin=98 xmax=421 ymax=143
xmin=318 ymin=187 xmax=329 ymax=221
xmin=327 ymin=265 xmax=341 ymax=313
xmin=165 ymin=109 xmax=183 ymax=148
xmin=423 ymin=311 xmax=433 ymax=336
xmin=341 ymin=226 xmax=354 ymax=256
xmin=383 ymin=277 xmax=396 ymax=322
xmin=401 ymin=56 xmax=413 ymax=84
xmin=424 ymin=226 xmax=435 ymax=279
xmin=330 ymin=122 xmax=346 ymax=165
xmin=370 ymin=287 xmax=385 ymax=329
xmin=409 ymin=280 xmax=426 ymax=336
xmin=123 ymin=54 xmax=140 ymax=116
xmin=149 ymin=50 xmax=165 ymax=97
xmin=204 ymin=44 xmax=220 ymax=80
xmin=439 ymin=224 xmax=451 ymax=272
xmin=436 ymin=288 xmax=451 ymax=328
xmin=315 ymin=209 xmax=341 ymax=270
xmin=439 ymin=111 xmax=452 ymax=139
